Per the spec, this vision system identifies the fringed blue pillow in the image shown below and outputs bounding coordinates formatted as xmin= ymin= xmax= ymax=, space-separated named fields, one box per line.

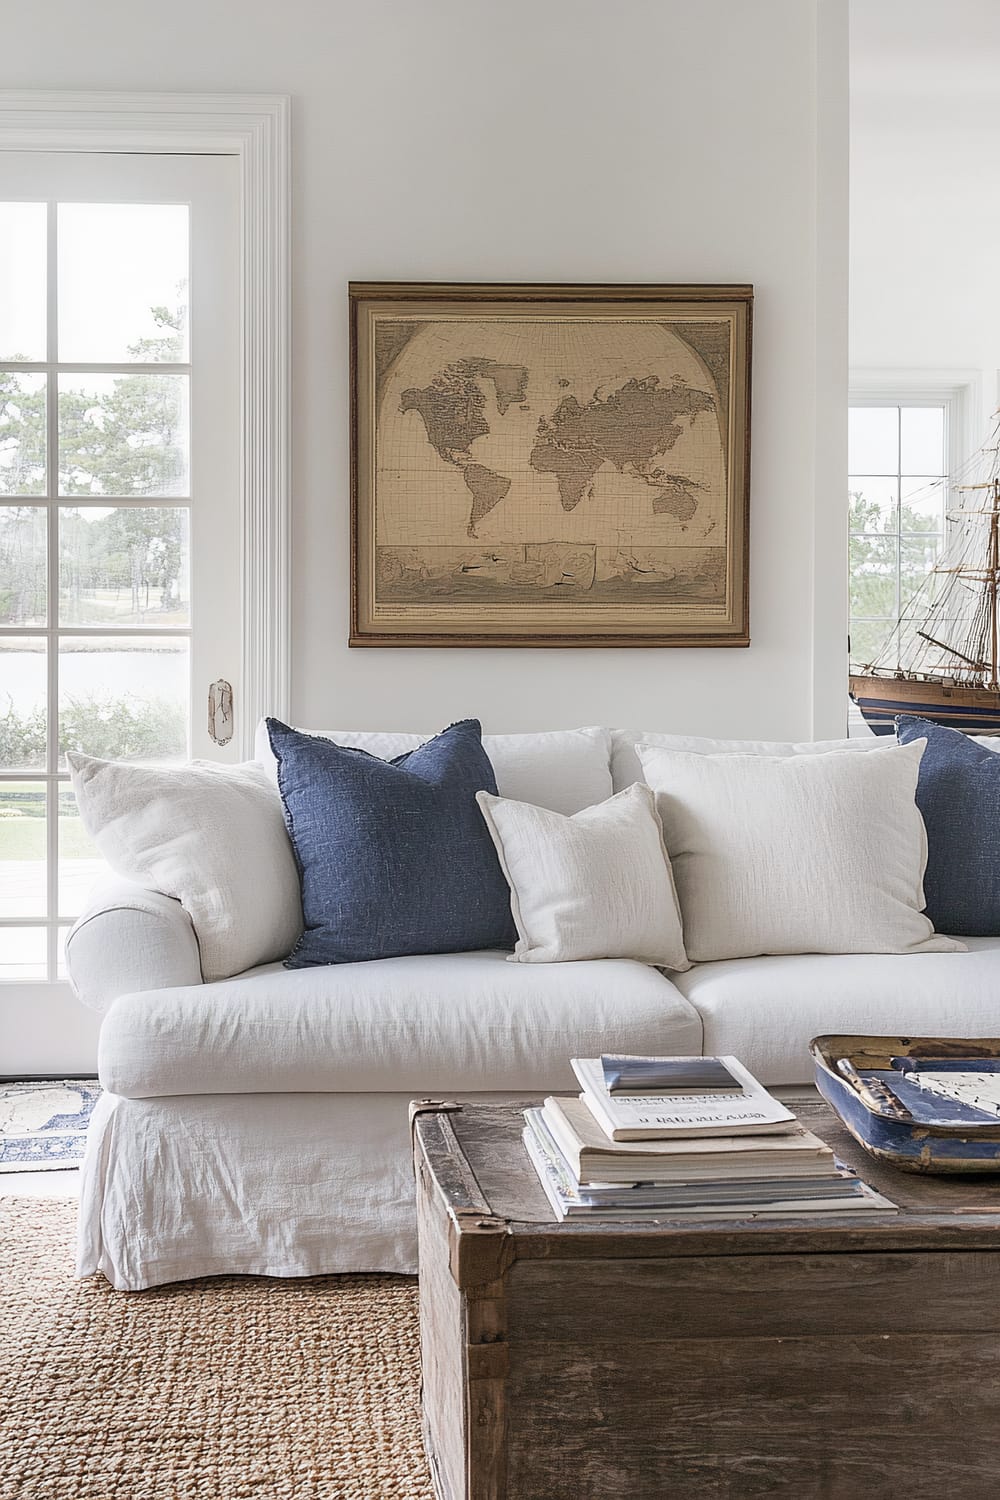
xmin=896 ymin=714 xmax=1000 ymax=935
xmin=267 ymin=717 xmax=517 ymax=966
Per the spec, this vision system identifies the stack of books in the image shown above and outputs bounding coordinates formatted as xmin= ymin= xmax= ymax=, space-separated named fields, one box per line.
xmin=523 ymin=1054 xmax=896 ymax=1220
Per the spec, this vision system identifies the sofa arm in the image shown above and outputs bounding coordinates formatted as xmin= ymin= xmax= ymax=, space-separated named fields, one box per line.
xmin=65 ymin=877 xmax=203 ymax=1013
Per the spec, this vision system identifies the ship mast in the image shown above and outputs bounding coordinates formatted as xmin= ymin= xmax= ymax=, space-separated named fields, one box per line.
xmin=991 ymin=477 xmax=1000 ymax=691
xmin=856 ymin=417 xmax=1000 ymax=688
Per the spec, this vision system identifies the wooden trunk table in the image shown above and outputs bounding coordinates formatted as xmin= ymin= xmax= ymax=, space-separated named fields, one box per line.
xmin=411 ymin=1092 xmax=1000 ymax=1500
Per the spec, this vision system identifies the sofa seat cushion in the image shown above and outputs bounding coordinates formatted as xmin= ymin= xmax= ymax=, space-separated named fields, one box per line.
xmin=672 ymin=937 xmax=1000 ymax=1086
xmin=99 ymin=949 xmax=702 ymax=1099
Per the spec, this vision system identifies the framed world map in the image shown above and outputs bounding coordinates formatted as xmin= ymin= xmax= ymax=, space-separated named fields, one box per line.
xmin=350 ymin=282 xmax=752 ymax=646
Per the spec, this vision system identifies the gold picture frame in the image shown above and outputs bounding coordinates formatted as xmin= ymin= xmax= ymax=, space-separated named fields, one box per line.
xmin=350 ymin=282 xmax=752 ymax=647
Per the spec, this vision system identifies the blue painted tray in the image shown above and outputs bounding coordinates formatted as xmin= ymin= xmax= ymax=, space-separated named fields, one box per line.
xmin=810 ymin=1034 xmax=1000 ymax=1175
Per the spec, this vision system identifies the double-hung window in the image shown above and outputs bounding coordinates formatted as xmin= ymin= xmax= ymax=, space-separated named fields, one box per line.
xmin=848 ymin=398 xmax=954 ymax=671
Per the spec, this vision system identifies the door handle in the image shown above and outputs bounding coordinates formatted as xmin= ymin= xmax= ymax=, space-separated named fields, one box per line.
xmin=208 ymin=679 xmax=234 ymax=746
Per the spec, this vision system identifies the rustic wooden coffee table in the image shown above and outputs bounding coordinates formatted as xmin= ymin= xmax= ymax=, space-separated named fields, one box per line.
xmin=412 ymin=1091 xmax=1000 ymax=1500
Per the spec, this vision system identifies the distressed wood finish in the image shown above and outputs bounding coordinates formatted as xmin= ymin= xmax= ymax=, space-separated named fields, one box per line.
xmin=413 ymin=1094 xmax=1000 ymax=1500
xmin=504 ymin=1333 xmax=1000 ymax=1499
xmin=812 ymin=1033 xmax=1000 ymax=1172
xmin=413 ymin=1102 xmax=514 ymax=1499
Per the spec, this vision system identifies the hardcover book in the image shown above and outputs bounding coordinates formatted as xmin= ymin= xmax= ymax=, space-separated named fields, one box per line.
xmin=542 ymin=1096 xmax=835 ymax=1186
xmin=522 ymin=1114 xmax=896 ymax=1220
xmin=571 ymin=1056 xmax=797 ymax=1141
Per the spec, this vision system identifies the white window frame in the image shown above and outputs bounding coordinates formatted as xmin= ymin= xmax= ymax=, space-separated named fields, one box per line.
xmin=848 ymin=370 xmax=977 ymax=657
xmin=0 ymin=91 xmax=291 ymax=757
xmin=849 ymin=370 xmax=978 ymax=481
xmin=0 ymin=96 xmax=289 ymax=1064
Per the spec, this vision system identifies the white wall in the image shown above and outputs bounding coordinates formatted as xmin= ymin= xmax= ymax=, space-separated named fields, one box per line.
xmin=4 ymin=0 xmax=848 ymax=744
xmin=851 ymin=0 xmax=1000 ymax=434
xmin=1 ymin=0 xmax=847 ymax=1075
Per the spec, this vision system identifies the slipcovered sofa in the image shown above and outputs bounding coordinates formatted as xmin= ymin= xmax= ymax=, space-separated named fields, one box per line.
xmin=66 ymin=724 xmax=1000 ymax=1290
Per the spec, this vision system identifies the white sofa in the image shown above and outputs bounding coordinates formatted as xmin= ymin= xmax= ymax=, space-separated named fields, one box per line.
xmin=66 ymin=724 xmax=1000 ymax=1291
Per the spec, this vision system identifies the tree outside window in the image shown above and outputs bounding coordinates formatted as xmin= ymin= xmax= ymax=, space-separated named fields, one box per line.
xmin=848 ymin=403 xmax=947 ymax=669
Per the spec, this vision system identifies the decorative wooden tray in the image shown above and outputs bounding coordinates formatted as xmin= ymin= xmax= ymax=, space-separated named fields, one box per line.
xmin=810 ymin=1034 xmax=1000 ymax=1175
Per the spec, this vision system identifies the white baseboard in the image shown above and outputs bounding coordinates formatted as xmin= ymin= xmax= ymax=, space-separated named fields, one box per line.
xmin=1 ymin=987 xmax=100 ymax=1075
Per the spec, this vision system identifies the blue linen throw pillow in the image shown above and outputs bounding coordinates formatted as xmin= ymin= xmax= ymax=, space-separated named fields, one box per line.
xmin=266 ymin=718 xmax=517 ymax=966
xmin=895 ymin=714 xmax=1000 ymax=935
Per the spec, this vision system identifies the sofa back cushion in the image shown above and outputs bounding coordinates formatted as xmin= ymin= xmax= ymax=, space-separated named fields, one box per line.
xmin=255 ymin=720 xmax=612 ymax=814
xmin=612 ymin=728 xmax=879 ymax=791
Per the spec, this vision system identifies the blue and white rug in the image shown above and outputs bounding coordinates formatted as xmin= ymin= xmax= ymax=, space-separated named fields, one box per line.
xmin=0 ymin=1080 xmax=101 ymax=1172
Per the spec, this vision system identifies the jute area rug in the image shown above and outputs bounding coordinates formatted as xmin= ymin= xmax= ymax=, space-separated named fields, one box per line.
xmin=1 ymin=1197 xmax=435 ymax=1500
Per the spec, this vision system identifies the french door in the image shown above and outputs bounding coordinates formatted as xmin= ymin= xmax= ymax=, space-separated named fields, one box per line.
xmin=0 ymin=151 xmax=240 ymax=1025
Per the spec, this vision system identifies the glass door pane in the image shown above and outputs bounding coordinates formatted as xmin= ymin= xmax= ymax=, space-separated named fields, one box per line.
xmin=58 ymin=373 xmax=190 ymax=497
xmin=59 ymin=636 xmax=189 ymax=764
xmin=0 ymin=150 xmax=239 ymax=1003
xmin=0 ymin=637 xmax=47 ymax=770
xmin=58 ymin=202 xmax=189 ymax=364
xmin=0 ymin=373 xmax=47 ymax=495
xmin=59 ymin=507 xmax=190 ymax=626
xmin=0 ymin=202 xmax=46 ymax=361
xmin=0 ymin=780 xmax=46 ymax=917
xmin=58 ymin=786 xmax=103 ymax=920
xmin=0 ymin=507 xmax=46 ymax=623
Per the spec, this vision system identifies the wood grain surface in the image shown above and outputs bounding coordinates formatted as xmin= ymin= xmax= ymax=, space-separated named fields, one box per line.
xmin=449 ymin=1095 xmax=1000 ymax=1255
xmin=413 ymin=1092 xmax=1000 ymax=1500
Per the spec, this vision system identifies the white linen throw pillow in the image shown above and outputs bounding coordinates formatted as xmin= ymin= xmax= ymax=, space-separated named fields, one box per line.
xmin=636 ymin=739 xmax=963 ymax=962
xmin=476 ymin=782 xmax=689 ymax=969
xmin=67 ymin=753 xmax=302 ymax=982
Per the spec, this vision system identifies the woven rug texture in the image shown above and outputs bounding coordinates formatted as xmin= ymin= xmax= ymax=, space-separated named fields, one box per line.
xmin=0 ymin=1197 xmax=434 ymax=1500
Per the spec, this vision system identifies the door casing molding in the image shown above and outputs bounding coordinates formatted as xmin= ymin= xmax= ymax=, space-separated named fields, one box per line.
xmin=0 ymin=90 xmax=291 ymax=752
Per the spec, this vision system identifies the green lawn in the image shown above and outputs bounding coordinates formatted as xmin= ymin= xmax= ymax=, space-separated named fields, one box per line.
xmin=0 ymin=803 xmax=94 ymax=859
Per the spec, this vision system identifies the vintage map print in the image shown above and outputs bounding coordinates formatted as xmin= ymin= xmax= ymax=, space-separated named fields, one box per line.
xmin=351 ymin=284 xmax=751 ymax=645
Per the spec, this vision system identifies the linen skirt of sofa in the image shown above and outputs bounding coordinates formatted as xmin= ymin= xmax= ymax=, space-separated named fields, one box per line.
xmin=98 ymin=950 xmax=701 ymax=1099
xmin=78 ymin=1089 xmax=478 ymax=1290
xmin=671 ymin=935 xmax=1000 ymax=1086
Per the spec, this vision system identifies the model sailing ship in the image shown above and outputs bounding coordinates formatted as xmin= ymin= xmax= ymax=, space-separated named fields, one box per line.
xmin=850 ymin=416 xmax=1000 ymax=735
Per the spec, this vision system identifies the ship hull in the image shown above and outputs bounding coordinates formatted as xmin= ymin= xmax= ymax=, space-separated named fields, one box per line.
xmin=849 ymin=674 xmax=1000 ymax=736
